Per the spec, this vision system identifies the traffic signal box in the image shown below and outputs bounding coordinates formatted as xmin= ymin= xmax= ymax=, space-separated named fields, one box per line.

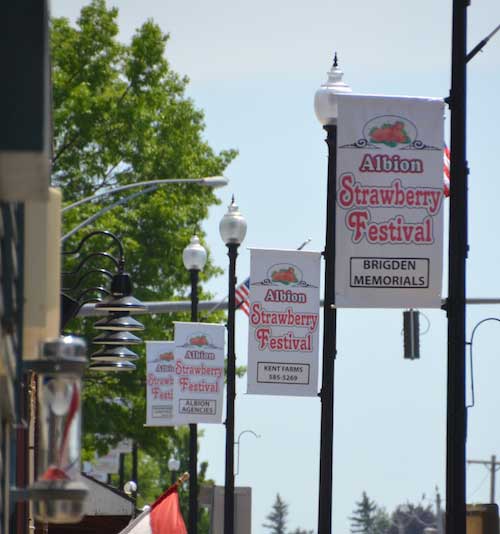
xmin=403 ymin=309 xmax=420 ymax=359
xmin=467 ymin=504 xmax=499 ymax=534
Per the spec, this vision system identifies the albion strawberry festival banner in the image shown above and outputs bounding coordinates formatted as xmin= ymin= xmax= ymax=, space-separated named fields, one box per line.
xmin=335 ymin=94 xmax=445 ymax=308
xmin=146 ymin=341 xmax=177 ymax=426
xmin=247 ymin=249 xmax=321 ymax=396
xmin=145 ymin=322 xmax=225 ymax=426
xmin=173 ymin=322 xmax=225 ymax=423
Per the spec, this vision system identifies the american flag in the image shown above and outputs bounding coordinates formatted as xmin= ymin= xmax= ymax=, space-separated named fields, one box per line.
xmin=443 ymin=145 xmax=450 ymax=197
xmin=235 ymin=277 xmax=250 ymax=316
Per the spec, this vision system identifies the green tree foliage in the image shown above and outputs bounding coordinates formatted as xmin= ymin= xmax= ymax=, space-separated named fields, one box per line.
xmin=263 ymin=494 xmax=289 ymax=534
xmin=262 ymin=494 xmax=315 ymax=534
xmin=350 ymin=492 xmax=383 ymax=534
xmin=388 ymin=503 xmax=436 ymax=534
xmin=51 ymin=0 xmax=234 ymax=511
xmin=349 ymin=494 xmax=437 ymax=534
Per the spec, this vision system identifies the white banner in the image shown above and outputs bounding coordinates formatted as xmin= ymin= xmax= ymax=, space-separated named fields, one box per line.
xmin=146 ymin=325 xmax=225 ymax=426
xmin=174 ymin=322 xmax=225 ymax=424
xmin=146 ymin=341 xmax=177 ymax=426
xmin=247 ymin=249 xmax=321 ymax=396
xmin=90 ymin=449 xmax=120 ymax=475
xmin=335 ymin=94 xmax=445 ymax=308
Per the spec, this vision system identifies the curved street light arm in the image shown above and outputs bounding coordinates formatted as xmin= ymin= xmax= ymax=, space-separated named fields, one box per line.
xmin=61 ymin=185 xmax=158 ymax=243
xmin=62 ymin=268 xmax=113 ymax=292
xmin=62 ymin=252 xmax=121 ymax=277
xmin=62 ymin=176 xmax=228 ymax=213
xmin=466 ymin=317 xmax=500 ymax=409
xmin=62 ymin=231 xmax=125 ymax=269
xmin=234 ymin=430 xmax=260 ymax=477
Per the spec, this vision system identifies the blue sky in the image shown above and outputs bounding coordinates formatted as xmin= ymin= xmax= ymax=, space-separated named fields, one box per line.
xmin=51 ymin=1 xmax=500 ymax=532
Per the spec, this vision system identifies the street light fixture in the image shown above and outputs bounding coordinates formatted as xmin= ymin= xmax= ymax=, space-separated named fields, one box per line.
xmin=183 ymin=234 xmax=207 ymax=534
xmin=314 ymin=54 xmax=352 ymax=125
xmin=235 ymin=430 xmax=260 ymax=477
xmin=219 ymin=197 xmax=247 ymax=534
xmin=62 ymin=176 xmax=229 ymax=242
xmin=168 ymin=457 xmax=181 ymax=485
xmin=63 ymin=176 xmax=229 ymax=213
xmin=61 ymin=230 xmax=146 ymax=372
xmin=89 ymin=269 xmax=147 ymax=372
xmin=314 ymin=53 xmax=352 ymax=534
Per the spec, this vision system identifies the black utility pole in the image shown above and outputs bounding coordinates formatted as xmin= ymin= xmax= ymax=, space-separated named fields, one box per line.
xmin=446 ymin=0 xmax=468 ymax=532
xmin=189 ymin=269 xmax=199 ymax=534
xmin=224 ymin=243 xmax=238 ymax=534
xmin=317 ymin=124 xmax=338 ymax=534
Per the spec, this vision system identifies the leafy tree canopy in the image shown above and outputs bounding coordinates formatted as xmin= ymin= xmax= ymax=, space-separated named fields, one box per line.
xmin=52 ymin=0 xmax=235 ymax=486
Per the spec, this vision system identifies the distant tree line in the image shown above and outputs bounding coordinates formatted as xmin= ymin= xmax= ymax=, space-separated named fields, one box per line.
xmin=263 ymin=491 xmax=439 ymax=534
xmin=263 ymin=494 xmax=314 ymax=534
xmin=349 ymin=491 xmax=438 ymax=534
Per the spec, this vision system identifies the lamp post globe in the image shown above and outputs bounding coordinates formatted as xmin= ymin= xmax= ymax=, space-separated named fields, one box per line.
xmin=314 ymin=53 xmax=352 ymax=126
xmin=219 ymin=197 xmax=247 ymax=245
xmin=168 ymin=457 xmax=180 ymax=472
xmin=168 ymin=457 xmax=181 ymax=485
xmin=183 ymin=235 xmax=207 ymax=272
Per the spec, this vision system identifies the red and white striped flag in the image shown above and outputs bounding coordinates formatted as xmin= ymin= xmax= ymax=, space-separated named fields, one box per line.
xmin=235 ymin=277 xmax=250 ymax=316
xmin=443 ymin=145 xmax=450 ymax=197
xmin=119 ymin=483 xmax=187 ymax=534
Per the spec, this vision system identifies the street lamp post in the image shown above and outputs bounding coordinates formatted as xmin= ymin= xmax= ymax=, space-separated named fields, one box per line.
xmin=219 ymin=198 xmax=247 ymax=534
xmin=183 ymin=235 xmax=208 ymax=534
xmin=314 ymin=54 xmax=352 ymax=534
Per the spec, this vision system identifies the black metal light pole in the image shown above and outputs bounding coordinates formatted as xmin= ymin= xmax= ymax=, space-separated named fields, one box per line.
xmin=224 ymin=242 xmax=238 ymax=534
xmin=313 ymin=55 xmax=351 ymax=534
xmin=189 ymin=269 xmax=200 ymax=534
xmin=446 ymin=0 xmax=467 ymax=532
xmin=444 ymin=14 xmax=500 ymax=534
xmin=219 ymin=198 xmax=247 ymax=534
xmin=318 ymin=123 xmax=337 ymax=534
xmin=183 ymin=235 xmax=207 ymax=534
xmin=132 ymin=441 xmax=138 ymax=510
